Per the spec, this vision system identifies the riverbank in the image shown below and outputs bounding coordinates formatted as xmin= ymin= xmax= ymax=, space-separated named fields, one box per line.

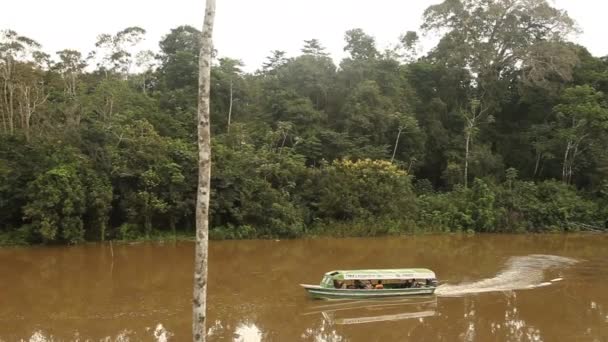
xmin=2 ymin=221 xmax=605 ymax=247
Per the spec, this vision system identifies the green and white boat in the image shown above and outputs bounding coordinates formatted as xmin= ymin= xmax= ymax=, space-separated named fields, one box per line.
xmin=301 ymin=268 xmax=438 ymax=300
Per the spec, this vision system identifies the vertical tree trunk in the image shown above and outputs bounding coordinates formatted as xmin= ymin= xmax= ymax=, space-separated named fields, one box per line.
xmin=567 ymin=141 xmax=581 ymax=185
xmin=100 ymin=221 xmax=106 ymax=242
xmin=391 ymin=128 xmax=403 ymax=163
xmin=279 ymin=133 xmax=288 ymax=152
xmin=464 ymin=131 xmax=471 ymax=188
xmin=227 ymin=79 xmax=233 ymax=132
xmin=1 ymin=62 xmax=16 ymax=135
xmin=407 ymin=158 xmax=416 ymax=174
xmin=562 ymin=140 xmax=571 ymax=183
xmin=170 ymin=215 xmax=177 ymax=238
xmin=8 ymin=84 xmax=15 ymax=134
xmin=0 ymin=105 xmax=5 ymax=133
xmin=144 ymin=211 xmax=152 ymax=238
xmin=533 ymin=151 xmax=542 ymax=178
xmin=193 ymin=0 xmax=216 ymax=341
xmin=0 ymin=82 xmax=7 ymax=133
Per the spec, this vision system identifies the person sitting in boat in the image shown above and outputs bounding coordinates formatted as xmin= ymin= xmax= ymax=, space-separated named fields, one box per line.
xmin=402 ymin=279 xmax=413 ymax=288
xmin=354 ymin=279 xmax=365 ymax=289
xmin=375 ymin=280 xmax=384 ymax=289
xmin=364 ymin=280 xmax=373 ymax=289
xmin=333 ymin=279 xmax=345 ymax=289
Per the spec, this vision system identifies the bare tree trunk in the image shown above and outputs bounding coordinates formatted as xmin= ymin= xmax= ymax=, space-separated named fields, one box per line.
xmin=100 ymin=221 xmax=106 ymax=242
xmin=391 ymin=127 xmax=403 ymax=163
xmin=567 ymin=139 xmax=583 ymax=185
xmin=170 ymin=215 xmax=177 ymax=237
xmin=0 ymin=81 xmax=7 ymax=133
xmin=8 ymin=84 xmax=15 ymax=134
xmin=227 ymin=79 xmax=233 ymax=132
xmin=1 ymin=61 xmax=16 ymax=135
xmin=0 ymin=104 xmax=5 ymax=133
xmin=407 ymin=158 xmax=416 ymax=174
xmin=464 ymin=130 xmax=471 ymax=188
xmin=533 ymin=151 xmax=542 ymax=178
xmin=193 ymin=0 xmax=216 ymax=341
xmin=279 ymin=133 xmax=288 ymax=153
xmin=17 ymin=84 xmax=48 ymax=142
xmin=562 ymin=140 xmax=571 ymax=183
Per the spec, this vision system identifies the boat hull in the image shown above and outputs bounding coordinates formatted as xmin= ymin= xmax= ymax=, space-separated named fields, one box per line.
xmin=300 ymin=284 xmax=436 ymax=300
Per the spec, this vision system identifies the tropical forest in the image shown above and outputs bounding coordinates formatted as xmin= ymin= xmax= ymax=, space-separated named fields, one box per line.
xmin=1 ymin=0 xmax=608 ymax=245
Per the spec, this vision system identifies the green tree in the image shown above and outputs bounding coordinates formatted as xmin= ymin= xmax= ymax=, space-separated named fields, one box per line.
xmin=94 ymin=27 xmax=146 ymax=76
xmin=23 ymin=164 xmax=86 ymax=243
xmin=422 ymin=0 xmax=578 ymax=105
xmin=553 ymin=85 xmax=608 ymax=184
xmin=461 ymin=99 xmax=494 ymax=188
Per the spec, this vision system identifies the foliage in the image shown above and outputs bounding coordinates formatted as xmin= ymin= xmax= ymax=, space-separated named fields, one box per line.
xmin=315 ymin=159 xmax=415 ymax=222
xmin=1 ymin=0 xmax=607 ymax=244
xmin=23 ymin=164 xmax=86 ymax=243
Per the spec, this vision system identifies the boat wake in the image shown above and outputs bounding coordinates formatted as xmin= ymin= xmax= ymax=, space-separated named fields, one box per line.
xmin=435 ymin=254 xmax=577 ymax=297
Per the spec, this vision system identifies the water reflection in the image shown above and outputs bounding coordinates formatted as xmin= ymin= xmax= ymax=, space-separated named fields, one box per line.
xmin=305 ymin=297 xmax=437 ymax=325
xmin=233 ymin=321 xmax=264 ymax=342
xmin=0 ymin=234 xmax=607 ymax=341
xmin=9 ymin=324 xmax=172 ymax=342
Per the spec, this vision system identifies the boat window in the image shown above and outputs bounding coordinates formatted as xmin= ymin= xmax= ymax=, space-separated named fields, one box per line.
xmin=321 ymin=275 xmax=333 ymax=287
xmin=329 ymin=272 xmax=340 ymax=276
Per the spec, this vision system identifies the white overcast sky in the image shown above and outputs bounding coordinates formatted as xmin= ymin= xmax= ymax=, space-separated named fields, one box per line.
xmin=2 ymin=0 xmax=606 ymax=71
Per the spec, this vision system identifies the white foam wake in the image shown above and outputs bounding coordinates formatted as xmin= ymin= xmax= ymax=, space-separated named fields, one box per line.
xmin=435 ymin=254 xmax=577 ymax=297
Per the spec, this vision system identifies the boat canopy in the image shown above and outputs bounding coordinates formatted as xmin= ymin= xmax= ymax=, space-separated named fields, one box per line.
xmin=325 ymin=269 xmax=436 ymax=281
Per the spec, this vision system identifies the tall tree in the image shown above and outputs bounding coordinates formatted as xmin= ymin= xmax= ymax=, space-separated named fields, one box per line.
xmin=422 ymin=0 xmax=578 ymax=109
xmin=55 ymin=49 xmax=87 ymax=98
xmin=0 ymin=30 xmax=41 ymax=135
xmin=302 ymin=39 xmax=329 ymax=57
xmin=344 ymin=28 xmax=378 ymax=61
xmin=213 ymin=58 xmax=243 ymax=131
xmin=135 ymin=50 xmax=156 ymax=94
xmin=553 ymin=85 xmax=608 ymax=184
xmin=262 ymin=50 xmax=288 ymax=74
xmin=94 ymin=27 xmax=146 ymax=77
xmin=462 ymin=99 xmax=493 ymax=188
xmin=193 ymin=0 xmax=215 ymax=341
xmin=391 ymin=111 xmax=419 ymax=163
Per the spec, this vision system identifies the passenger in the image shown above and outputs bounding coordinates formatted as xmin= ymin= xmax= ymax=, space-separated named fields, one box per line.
xmin=354 ymin=279 xmax=364 ymax=289
xmin=333 ymin=279 xmax=345 ymax=289
xmin=375 ymin=280 xmax=384 ymax=290
xmin=364 ymin=280 xmax=373 ymax=289
xmin=403 ymin=279 xmax=413 ymax=288
xmin=425 ymin=278 xmax=432 ymax=287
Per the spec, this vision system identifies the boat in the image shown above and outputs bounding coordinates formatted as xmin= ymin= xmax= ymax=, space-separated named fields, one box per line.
xmin=300 ymin=268 xmax=438 ymax=300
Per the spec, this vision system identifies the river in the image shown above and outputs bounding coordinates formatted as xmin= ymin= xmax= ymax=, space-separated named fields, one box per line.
xmin=0 ymin=234 xmax=606 ymax=341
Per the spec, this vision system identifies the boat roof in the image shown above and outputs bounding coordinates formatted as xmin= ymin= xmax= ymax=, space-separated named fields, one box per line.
xmin=324 ymin=268 xmax=436 ymax=280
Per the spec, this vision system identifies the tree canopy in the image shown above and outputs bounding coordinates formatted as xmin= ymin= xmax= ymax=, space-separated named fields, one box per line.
xmin=1 ymin=0 xmax=607 ymax=244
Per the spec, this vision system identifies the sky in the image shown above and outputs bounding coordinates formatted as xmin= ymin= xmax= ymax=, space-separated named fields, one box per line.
xmin=2 ymin=0 xmax=607 ymax=72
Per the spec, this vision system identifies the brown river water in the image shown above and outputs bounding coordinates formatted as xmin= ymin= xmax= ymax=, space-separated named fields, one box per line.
xmin=0 ymin=234 xmax=607 ymax=341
